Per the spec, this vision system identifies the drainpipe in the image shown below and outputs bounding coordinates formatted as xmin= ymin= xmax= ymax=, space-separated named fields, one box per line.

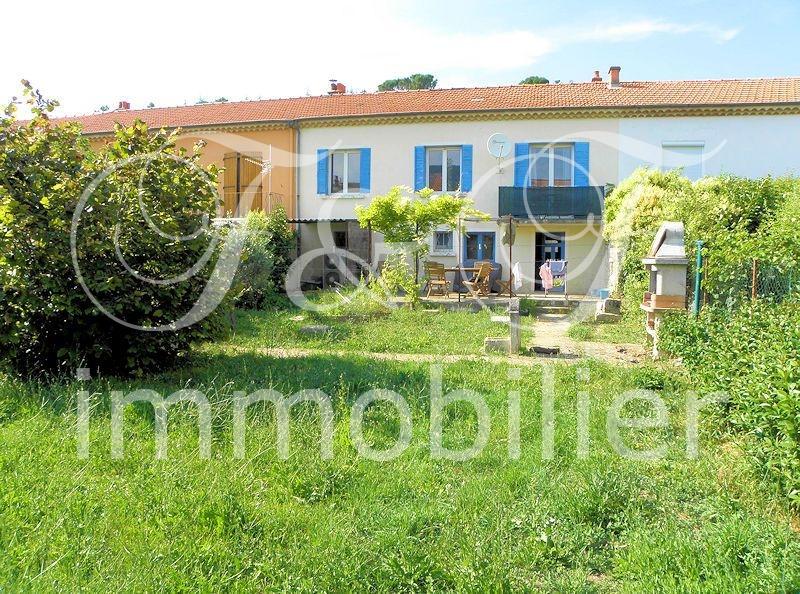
xmin=289 ymin=120 xmax=301 ymax=257
xmin=693 ymin=240 xmax=704 ymax=315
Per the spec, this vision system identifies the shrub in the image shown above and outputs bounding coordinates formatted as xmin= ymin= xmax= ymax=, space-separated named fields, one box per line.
xmin=0 ymin=84 xmax=230 ymax=376
xmin=605 ymin=169 xmax=800 ymax=312
xmin=231 ymin=208 xmax=296 ymax=309
xmin=660 ymin=303 xmax=800 ymax=507
xmin=374 ymin=253 xmax=420 ymax=305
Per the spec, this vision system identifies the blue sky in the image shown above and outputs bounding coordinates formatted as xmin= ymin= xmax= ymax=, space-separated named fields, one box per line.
xmin=2 ymin=0 xmax=799 ymax=116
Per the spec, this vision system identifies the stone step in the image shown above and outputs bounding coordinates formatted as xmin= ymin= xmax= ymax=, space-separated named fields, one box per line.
xmin=536 ymin=313 xmax=569 ymax=321
xmin=595 ymin=312 xmax=622 ymax=323
xmin=537 ymin=306 xmax=573 ymax=315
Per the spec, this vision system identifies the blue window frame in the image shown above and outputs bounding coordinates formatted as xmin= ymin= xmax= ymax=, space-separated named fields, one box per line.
xmin=464 ymin=232 xmax=495 ymax=261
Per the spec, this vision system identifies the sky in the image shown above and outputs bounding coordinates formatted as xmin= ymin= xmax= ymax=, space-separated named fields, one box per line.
xmin=2 ymin=0 xmax=799 ymax=117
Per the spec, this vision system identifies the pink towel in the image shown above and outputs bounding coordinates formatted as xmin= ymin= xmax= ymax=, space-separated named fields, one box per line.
xmin=539 ymin=262 xmax=553 ymax=291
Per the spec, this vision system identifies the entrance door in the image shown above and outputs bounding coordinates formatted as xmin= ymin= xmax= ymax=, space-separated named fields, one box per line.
xmin=535 ymin=232 xmax=566 ymax=291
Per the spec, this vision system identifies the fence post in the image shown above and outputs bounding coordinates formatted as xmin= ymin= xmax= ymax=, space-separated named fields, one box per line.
xmin=751 ymin=259 xmax=758 ymax=301
xmin=693 ymin=240 xmax=704 ymax=316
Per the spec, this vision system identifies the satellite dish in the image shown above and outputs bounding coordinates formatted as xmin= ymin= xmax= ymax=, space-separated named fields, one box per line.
xmin=487 ymin=133 xmax=511 ymax=159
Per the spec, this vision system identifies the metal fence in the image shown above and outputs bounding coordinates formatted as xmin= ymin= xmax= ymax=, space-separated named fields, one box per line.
xmin=694 ymin=255 xmax=797 ymax=312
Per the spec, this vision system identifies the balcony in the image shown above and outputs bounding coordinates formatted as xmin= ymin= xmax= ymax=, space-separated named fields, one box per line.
xmin=498 ymin=186 xmax=605 ymax=220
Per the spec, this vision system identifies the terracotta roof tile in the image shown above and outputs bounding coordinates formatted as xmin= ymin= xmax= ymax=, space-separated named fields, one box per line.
xmin=53 ymin=78 xmax=800 ymax=134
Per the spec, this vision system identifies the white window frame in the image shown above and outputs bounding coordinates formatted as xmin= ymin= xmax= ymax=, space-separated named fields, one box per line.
xmin=329 ymin=150 xmax=361 ymax=194
xmin=661 ymin=142 xmax=705 ymax=180
xmin=426 ymin=146 xmax=462 ymax=192
xmin=529 ymin=143 xmax=574 ymax=186
xmin=430 ymin=228 xmax=455 ymax=255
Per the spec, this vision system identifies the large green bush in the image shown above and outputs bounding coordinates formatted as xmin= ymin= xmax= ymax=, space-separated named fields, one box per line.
xmin=605 ymin=168 xmax=800 ymax=312
xmin=231 ymin=208 xmax=296 ymax=309
xmin=0 ymin=84 xmax=230 ymax=376
xmin=660 ymin=303 xmax=800 ymax=507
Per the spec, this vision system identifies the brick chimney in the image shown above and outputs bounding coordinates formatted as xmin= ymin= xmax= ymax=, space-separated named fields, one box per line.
xmin=117 ymin=100 xmax=131 ymax=110
xmin=327 ymin=80 xmax=346 ymax=95
xmin=591 ymin=70 xmax=602 ymax=83
xmin=608 ymin=66 xmax=621 ymax=88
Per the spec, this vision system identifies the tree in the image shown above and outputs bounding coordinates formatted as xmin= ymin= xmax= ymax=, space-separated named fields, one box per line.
xmin=0 ymin=82 xmax=231 ymax=376
xmin=519 ymin=75 xmax=549 ymax=85
xmin=99 ymin=105 xmax=109 ymax=112
xmin=378 ymin=74 xmax=437 ymax=92
xmin=147 ymin=101 xmax=155 ymax=108
xmin=196 ymin=98 xmax=209 ymax=104
xmin=214 ymin=97 xmax=228 ymax=103
xmin=355 ymin=186 xmax=489 ymax=294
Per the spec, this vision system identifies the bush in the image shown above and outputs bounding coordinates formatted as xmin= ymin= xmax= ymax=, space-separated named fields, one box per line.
xmin=605 ymin=168 xmax=800 ymax=312
xmin=660 ymin=303 xmax=800 ymax=507
xmin=0 ymin=84 xmax=230 ymax=376
xmin=231 ymin=208 xmax=296 ymax=309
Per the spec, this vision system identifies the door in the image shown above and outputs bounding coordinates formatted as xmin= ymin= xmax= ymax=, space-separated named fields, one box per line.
xmin=535 ymin=232 xmax=566 ymax=291
xmin=464 ymin=232 xmax=495 ymax=261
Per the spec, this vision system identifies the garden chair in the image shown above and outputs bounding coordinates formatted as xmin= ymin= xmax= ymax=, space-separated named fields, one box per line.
xmin=496 ymin=271 xmax=517 ymax=297
xmin=424 ymin=261 xmax=450 ymax=297
xmin=464 ymin=262 xmax=493 ymax=297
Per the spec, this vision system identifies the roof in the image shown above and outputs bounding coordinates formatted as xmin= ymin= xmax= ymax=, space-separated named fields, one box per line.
xmin=52 ymin=78 xmax=800 ymax=134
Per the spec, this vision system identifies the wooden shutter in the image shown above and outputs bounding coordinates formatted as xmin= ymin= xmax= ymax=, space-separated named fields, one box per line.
xmin=413 ymin=146 xmax=425 ymax=191
xmin=239 ymin=152 xmax=263 ymax=214
xmin=222 ymin=152 xmax=239 ymax=216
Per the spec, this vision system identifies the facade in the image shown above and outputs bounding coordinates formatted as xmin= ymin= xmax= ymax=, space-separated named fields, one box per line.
xmin=62 ymin=72 xmax=800 ymax=295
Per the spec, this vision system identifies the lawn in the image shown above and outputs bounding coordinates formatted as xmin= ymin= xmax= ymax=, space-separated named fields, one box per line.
xmin=1 ymin=309 xmax=799 ymax=592
xmin=230 ymin=302 xmax=533 ymax=356
xmin=568 ymin=316 xmax=645 ymax=345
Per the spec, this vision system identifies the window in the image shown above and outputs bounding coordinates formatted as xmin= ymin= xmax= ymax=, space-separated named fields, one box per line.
xmin=431 ymin=229 xmax=454 ymax=254
xmin=529 ymin=144 xmax=573 ymax=187
xmin=427 ymin=147 xmax=461 ymax=191
xmin=662 ymin=143 xmax=704 ymax=181
xmin=330 ymin=150 xmax=362 ymax=194
xmin=464 ymin=232 xmax=495 ymax=261
xmin=222 ymin=152 xmax=263 ymax=215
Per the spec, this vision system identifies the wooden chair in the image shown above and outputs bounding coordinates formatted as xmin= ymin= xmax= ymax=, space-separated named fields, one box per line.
xmin=424 ymin=261 xmax=450 ymax=297
xmin=464 ymin=262 xmax=493 ymax=297
xmin=496 ymin=272 xmax=517 ymax=297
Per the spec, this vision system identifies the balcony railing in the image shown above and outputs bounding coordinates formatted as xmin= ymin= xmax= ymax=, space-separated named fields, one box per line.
xmin=498 ymin=186 xmax=605 ymax=219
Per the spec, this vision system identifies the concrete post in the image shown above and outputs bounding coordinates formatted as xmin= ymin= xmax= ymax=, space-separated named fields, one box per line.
xmin=509 ymin=298 xmax=520 ymax=353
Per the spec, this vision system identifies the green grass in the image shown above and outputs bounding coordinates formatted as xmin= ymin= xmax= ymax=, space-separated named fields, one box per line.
xmin=1 ymin=310 xmax=799 ymax=591
xmin=568 ymin=316 xmax=646 ymax=345
xmin=232 ymin=304 xmax=532 ymax=356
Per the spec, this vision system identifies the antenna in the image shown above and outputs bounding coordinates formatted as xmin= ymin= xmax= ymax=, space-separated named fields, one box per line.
xmin=487 ymin=133 xmax=511 ymax=174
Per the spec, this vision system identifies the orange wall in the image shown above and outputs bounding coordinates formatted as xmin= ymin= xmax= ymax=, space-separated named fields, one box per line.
xmin=89 ymin=126 xmax=296 ymax=218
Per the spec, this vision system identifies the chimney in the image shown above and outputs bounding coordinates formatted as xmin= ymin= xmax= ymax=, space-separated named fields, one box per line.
xmin=591 ymin=70 xmax=602 ymax=83
xmin=327 ymin=80 xmax=346 ymax=95
xmin=117 ymin=100 xmax=131 ymax=110
xmin=608 ymin=66 xmax=621 ymax=88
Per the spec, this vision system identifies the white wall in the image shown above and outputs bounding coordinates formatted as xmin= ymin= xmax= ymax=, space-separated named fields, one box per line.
xmin=619 ymin=114 xmax=800 ymax=180
xmin=298 ymin=118 xmax=620 ymax=222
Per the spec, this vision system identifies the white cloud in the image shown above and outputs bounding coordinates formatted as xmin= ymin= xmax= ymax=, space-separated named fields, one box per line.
xmin=570 ymin=19 xmax=741 ymax=44
xmin=0 ymin=0 xmax=741 ymax=116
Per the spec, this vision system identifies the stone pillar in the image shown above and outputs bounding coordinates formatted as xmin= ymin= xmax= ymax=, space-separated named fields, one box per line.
xmin=509 ymin=298 xmax=520 ymax=353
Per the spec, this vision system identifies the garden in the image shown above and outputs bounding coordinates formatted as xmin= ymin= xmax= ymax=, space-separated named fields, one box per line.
xmin=1 ymin=87 xmax=799 ymax=591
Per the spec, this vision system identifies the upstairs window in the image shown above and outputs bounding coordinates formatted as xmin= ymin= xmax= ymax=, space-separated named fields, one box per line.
xmin=330 ymin=150 xmax=362 ymax=194
xmin=530 ymin=144 xmax=573 ymax=187
xmin=662 ymin=143 xmax=704 ymax=181
xmin=427 ymin=147 xmax=462 ymax=192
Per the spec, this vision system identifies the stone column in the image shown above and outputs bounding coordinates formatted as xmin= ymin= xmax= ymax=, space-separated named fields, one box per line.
xmin=509 ymin=298 xmax=521 ymax=353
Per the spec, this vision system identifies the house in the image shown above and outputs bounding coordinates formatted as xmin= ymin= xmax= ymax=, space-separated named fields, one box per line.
xmin=59 ymin=71 xmax=800 ymax=295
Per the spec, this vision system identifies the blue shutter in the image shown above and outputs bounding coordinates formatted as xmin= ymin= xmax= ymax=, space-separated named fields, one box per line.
xmin=513 ymin=143 xmax=529 ymax=187
xmin=316 ymin=149 xmax=329 ymax=194
xmin=573 ymin=142 xmax=590 ymax=187
xmin=414 ymin=146 xmax=426 ymax=191
xmin=360 ymin=148 xmax=371 ymax=192
xmin=460 ymin=144 xmax=473 ymax=192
